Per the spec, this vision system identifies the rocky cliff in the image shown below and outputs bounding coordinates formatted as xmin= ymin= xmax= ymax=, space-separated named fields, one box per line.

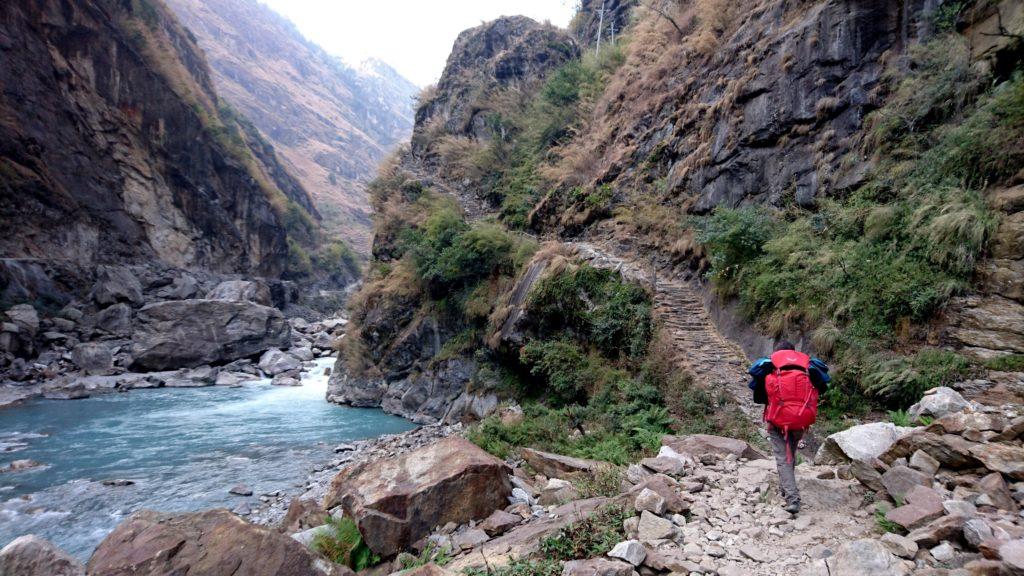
xmin=327 ymin=16 xmax=581 ymax=424
xmin=338 ymin=0 xmax=1023 ymax=432
xmin=166 ymin=0 xmax=420 ymax=254
xmin=0 ymin=0 xmax=319 ymax=279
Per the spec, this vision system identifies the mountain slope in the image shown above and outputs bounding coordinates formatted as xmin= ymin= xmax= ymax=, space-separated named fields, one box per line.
xmin=0 ymin=0 xmax=317 ymax=278
xmin=166 ymin=0 xmax=420 ymax=254
xmin=336 ymin=0 xmax=1023 ymax=450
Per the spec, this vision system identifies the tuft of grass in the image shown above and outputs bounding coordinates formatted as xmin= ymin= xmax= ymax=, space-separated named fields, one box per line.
xmin=398 ymin=542 xmax=452 ymax=571
xmin=862 ymin=349 xmax=976 ymax=408
xmin=312 ymin=517 xmax=380 ymax=571
xmin=463 ymin=559 xmax=563 ymax=576
xmin=575 ymin=465 xmax=627 ymax=499
xmin=984 ymin=354 xmax=1024 ymax=372
xmin=875 ymin=509 xmax=906 ymax=535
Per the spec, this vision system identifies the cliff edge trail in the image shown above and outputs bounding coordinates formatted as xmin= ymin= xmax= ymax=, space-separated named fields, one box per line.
xmin=570 ymin=241 xmax=759 ymax=421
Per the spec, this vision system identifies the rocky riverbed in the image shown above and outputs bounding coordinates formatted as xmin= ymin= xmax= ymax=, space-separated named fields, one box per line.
xmin=0 ymin=262 xmax=353 ymax=406
xmin=4 ymin=382 xmax=1022 ymax=576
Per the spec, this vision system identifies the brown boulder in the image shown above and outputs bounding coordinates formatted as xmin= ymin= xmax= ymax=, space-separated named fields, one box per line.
xmin=929 ymin=413 xmax=1008 ymax=435
xmin=521 ymin=448 xmax=603 ymax=478
xmin=628 ymin=474 xmax=688 ymax=514
xmin=661 ymin=434 xmax=765 ymax=461
xmin=0 ymin=535 xmax=84 ymax=576
xmin=86 ymin=509 xmax=341 ymax=576
xmin=977 ymin=472 xmax=1019 ymax=512
xmin=279 ymin=498 xmax=329 ymax=534
xmin=478 ymin=509 xmax=522 ymax=536
xmin=880 ymin=465 xmax=931 ymax=500
xmin=880 ymin=432 xmax=979 ymax=469
xmin=969 ymin=443 xmax=1024 ymax=480
xmin=906 ymin=515 xmax=966 ymax=548
xmin=323 ymin=437 xmax=511 ymax=557
xmin=885 ymin=486 xmax=944 ymax=530
xmin=850 ymin=458 xmax=887 ymax=492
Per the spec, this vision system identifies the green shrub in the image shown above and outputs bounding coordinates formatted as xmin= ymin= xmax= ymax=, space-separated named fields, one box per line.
xmin=862 ymin=349 xmax=976 ymax=408
xmin=575 ymin=465 xmax=626 ymax=498
xmin=696 ymin=206 xmax=779 ymax=295
xmin=398 ymin=542 xmax=452 ymax=571
xmin=984 ymin=354 xmax=1024 ymax=372
xmin=528 ymin=265 xmax=653 ymax=359
xmin=282 ymin=201 xmax=318 ymax=246
xmin=315 ymin=241 xmax=361 ymax=280
xmin=312 ymin=517 xmax=379 ymax=571
xmin=468 ymin=397 xmax=671 ymax=465
xmin=286 ymin=238 xmax=313 ymax=278
xmin=520 ymin=339 xmax=594 ymax=406
xmin=538 ymin=505 xmax=631 ymax=560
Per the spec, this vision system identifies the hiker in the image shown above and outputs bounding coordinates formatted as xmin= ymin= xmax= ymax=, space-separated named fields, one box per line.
xmin=747 ymin=340 xmax=830 ymax=513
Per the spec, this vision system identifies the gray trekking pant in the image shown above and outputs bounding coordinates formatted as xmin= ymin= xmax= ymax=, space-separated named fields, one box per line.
xmin=768 ymin=425 xmax=804 ymax=506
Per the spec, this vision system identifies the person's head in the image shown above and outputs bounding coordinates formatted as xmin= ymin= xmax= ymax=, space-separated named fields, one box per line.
xmin=774 ymin=340 xmax=795 ymax=352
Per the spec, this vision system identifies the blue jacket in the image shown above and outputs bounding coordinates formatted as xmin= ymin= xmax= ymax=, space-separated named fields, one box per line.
xmin=747 ymin=356 xmax=830 ymax=405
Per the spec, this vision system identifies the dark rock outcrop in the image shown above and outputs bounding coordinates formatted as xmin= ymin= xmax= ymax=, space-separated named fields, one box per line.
xmin=322 ymin=437 xmax=512 ymax=558
xmin=130 ymin=299 xmax=290 ymax=370
xmin=413 ymin=16 xmax=579 ymax=155
xmin=0 ymin=0 xmax=315 ymax=277
xmin=576 ymin=0 xmax=940 ymax=211
xmin=87 ymin=509 xmax=343 ymax=576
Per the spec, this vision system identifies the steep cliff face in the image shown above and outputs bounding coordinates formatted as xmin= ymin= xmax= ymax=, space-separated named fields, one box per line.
xmin=329 ymin=17 xmax=581 ymax=424
xmin=413 ymin=16 xmax=580 ymax=156
xmin=166 ymin=0 xmax=420 ymax=254
xmin=541 ymin=0 xmax=939 ymax=215
xmin=0 ymin=0 xmax=316 ymax=277
xmin=341 ymin=0 xmax=1023 ymax=426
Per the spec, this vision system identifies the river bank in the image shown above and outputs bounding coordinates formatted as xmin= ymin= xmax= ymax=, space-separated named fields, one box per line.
xmin=0 ymin=355 xmax=417 ymax=559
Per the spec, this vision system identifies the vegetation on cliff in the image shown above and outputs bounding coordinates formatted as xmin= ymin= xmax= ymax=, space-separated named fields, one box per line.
xmin=345 ymin=1 xmax=1022 ymax=465
xmin=694 ymin=32 xmax=1022 ymax=410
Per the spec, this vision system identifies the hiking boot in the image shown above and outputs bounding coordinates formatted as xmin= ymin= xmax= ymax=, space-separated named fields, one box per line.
xmin=784 ymin=502 xmax=801 ymax=514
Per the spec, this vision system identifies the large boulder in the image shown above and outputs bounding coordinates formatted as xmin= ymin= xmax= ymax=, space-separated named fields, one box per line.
xmin=71 ymin=342 xmax=114 ymax=375
xmin=815 ymin=422 xmax=908 ymax=465
xmin=0 ymin=535 xmax=84 ymax=576
xmin=5 ymin=304 xmax=39 ymax=336
xmin=521 ymin=448 xmax=603 ymax=478
xmin=90 ymin=266 xmax=144 ymax=307
xmin=86 ymin=509 xmax=343 ymax=576
xmin=969 ymin=443 xmax=1024 ymax=480
xmin=93 ymin=303 xmax=132 ymax=336
xmin=908 ymin=387 xmax=970 ymax=420
xmin=878 ymin=431 xmax=979 ymax=469
xmin=206 ymin=280 xmax=273 ymax=307
xmin=259 ymin=349 xmax=302 ymax=376
xmin=130 ymin=300 xmax=290 ymax=371
xmin=323 ymin=437 xmax=512 ymax=557
xmin=661 ymin=434 xmax=765 ymax=461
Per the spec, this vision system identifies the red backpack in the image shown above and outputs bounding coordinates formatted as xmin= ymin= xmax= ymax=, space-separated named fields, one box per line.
xmin=764 ymin=350 xmax=818 ymax=433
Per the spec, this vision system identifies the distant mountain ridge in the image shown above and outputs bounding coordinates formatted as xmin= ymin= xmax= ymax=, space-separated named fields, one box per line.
xmin=167 ymin=0 xmax=420 ymax=254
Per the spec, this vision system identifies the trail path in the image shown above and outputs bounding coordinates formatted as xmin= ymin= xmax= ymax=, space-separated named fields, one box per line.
xmin=569 ymin=241 xmax=761 ymax=423
xmin=425 ymin=171 xmax=760 ymax=422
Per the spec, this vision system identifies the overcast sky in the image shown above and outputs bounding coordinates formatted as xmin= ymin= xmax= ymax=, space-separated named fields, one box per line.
xmin=259 ymin=0 xmax=578 ymax=87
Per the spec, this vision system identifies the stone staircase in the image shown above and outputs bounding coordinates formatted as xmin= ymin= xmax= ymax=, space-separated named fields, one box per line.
xmin=569 ymin=242 xmax=760 ymax=422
